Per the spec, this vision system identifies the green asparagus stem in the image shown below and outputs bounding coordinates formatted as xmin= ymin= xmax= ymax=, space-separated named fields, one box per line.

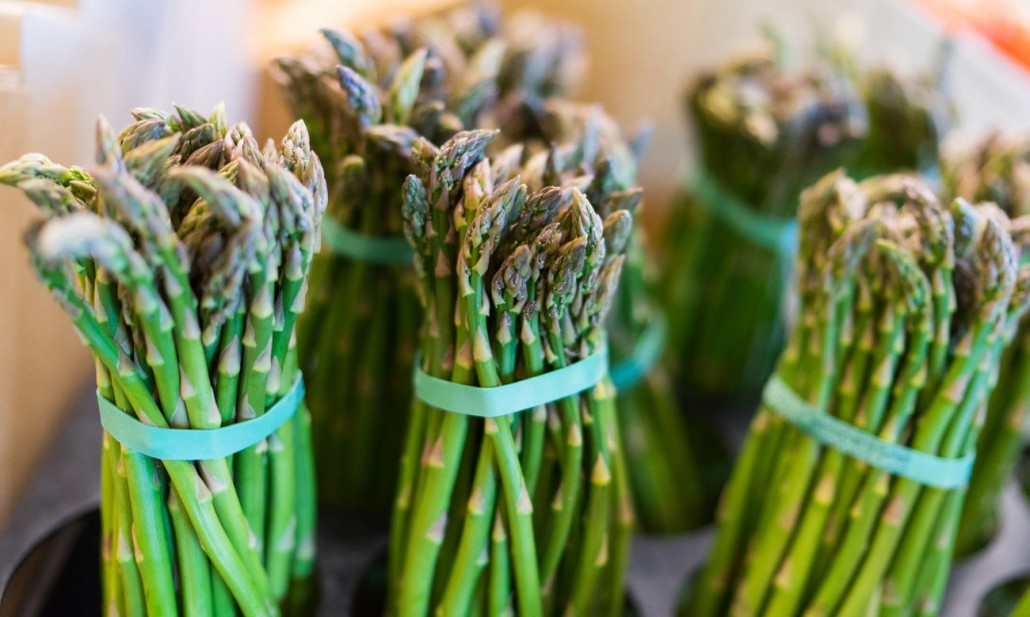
xmin=168 ymin=489 xmax=215 ymax=617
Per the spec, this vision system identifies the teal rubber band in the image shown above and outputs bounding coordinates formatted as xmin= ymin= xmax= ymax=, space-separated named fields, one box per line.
xmin=321 ymin=216 xmax=414 ymax=265
xmin=413 ymin=344 xmax=609 ymax=418
xmin=692 ymin=169 xmax=798 ymax=257
xmin=98 ymin=378 xmax=305 ymax=461
xmin=609 ymin=310 xmax=667 ymax=390
xmin=763 ymin=375 xmax=974 ymax=489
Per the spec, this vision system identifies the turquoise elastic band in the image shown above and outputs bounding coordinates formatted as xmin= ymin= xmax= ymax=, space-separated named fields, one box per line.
xmin=692 ymin=169 xmax=798 ymax=257
xmin=414 ymin=344 xmax=609 ymax=418
xmin=763 ymin=375 xmax=974 ymax=489
xmin=609 ymin=311 xmax=667 ymax=391
xmin=98 ymin=379 xmax=305 ymax=461
xmin=321 ymin=216 xmax=414 ymax=265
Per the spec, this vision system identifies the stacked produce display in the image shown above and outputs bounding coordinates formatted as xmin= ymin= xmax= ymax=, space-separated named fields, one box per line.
xmin=944 ymin=135 xmax=1030 ymax=557
xmin=661 ymin=47 xmax=867 ymax=403
xmin=10 ymin=4 xmax=1030 ymax=616
xmin=686 ymin=170 xmax=1027 ymax=616
xmin=275 ymin=4 xmax=587 ymax=512
xmin=0 ymin=106 xmax=325 ymax=615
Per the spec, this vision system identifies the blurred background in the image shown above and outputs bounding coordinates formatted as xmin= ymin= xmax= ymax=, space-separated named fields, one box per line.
xmin=0 ymin=0 xmax=1028 ymax=528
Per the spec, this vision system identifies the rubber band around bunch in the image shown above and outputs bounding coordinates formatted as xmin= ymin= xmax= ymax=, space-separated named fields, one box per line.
xmin=413 ymin=344 xmax=609 ymax=418
xmin=609 ymin=310 xmax=667 ymax=390
xmin=762 ymin=375 xmax=974 ymax=489
xmin=98 ymin=378 xmax=305 ymax=461
xmin=691 ymin=168 xmax=798 ymax=258
xmin=321 ymin=216 xmax=414 ymax=265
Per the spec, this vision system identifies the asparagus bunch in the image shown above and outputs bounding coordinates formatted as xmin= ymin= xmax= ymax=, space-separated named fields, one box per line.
xmin=852 ymin=65 xmax=951 ymax=177
xmin=661 ymin=48 xmax=866 ymax=401
xmin=274 ymin=3 xmax=585 ymax=511
xmin=531 ymin=100 xmax=710 ymax=532
xmin=388 ymin=129 xmax=633 ymax=616
xmin=0 ymin=104 xmax=326 ymax=616
xmin=685 ymin=170 xmax=1027 ymax=617
xmin=943 ymin=135 xmax=1030 ymax=556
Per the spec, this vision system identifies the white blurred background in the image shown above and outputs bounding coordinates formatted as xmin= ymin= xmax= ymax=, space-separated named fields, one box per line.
xmin=0 ymin=0 xmax=1027 ymax=526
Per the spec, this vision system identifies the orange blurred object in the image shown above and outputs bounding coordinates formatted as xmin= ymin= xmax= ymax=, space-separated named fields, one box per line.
xmin=913 ymin=0 xmax=1030 ymax=71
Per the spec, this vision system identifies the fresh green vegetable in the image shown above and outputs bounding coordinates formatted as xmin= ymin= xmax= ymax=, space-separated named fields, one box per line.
xmin=684 ymin=170 xmax=1027 ymax=617
xmin=661 ymin=47 xmax=866 ymax=403
xmin=852 ymin=64 xmax=951 ymax=177
xmin=0 ymin=104 xmax=326 ymax=616
xmin=274 ymin=3 xmax=586 ymax=512
xmin=944 ymin=135 xmax=1030 ymax=557
xmin=534 ymin=101 xmax=711 ymax=533
xmin=388 ymin=128 xmax=634 ymax=616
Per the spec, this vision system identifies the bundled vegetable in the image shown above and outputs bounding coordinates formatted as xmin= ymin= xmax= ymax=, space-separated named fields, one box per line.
xmin=844 ymin=36 xmax=947 ymax=178
xmin=388 ymin=129 xmax=634 ymax=616
xmin=685 ymin=171 xmax=1028 ymax=617
xmin=661 ymin=47 xmax=866 ymax=402
xmin=944 ymin=134 xmax=1030 ymax=556
xmin=0 ymin=105 xmax=326 ymax=616
xmin=532 ymin=101 xmax=709 ymax=532
xmin=851 ymin=61 xmax=952 ymax=177
xmin=275 ymin=3 xmax=585 ymax=511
